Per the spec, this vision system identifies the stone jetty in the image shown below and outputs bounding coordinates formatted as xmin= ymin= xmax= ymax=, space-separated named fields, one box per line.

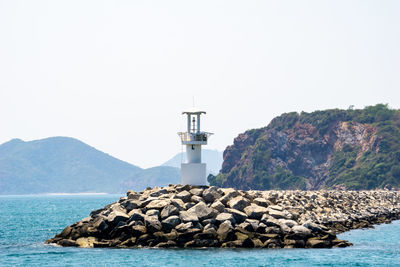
xmin=46 ymin=185 xmax=400 ymax=249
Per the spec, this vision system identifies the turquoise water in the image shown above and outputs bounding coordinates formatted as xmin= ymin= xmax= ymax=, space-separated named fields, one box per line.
xmin=1 ymin=195 xmax=400 ymax=267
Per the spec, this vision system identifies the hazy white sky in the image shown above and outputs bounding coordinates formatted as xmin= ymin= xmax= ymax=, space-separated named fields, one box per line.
xmin=1 ymin=0 xmax=399 ymax=168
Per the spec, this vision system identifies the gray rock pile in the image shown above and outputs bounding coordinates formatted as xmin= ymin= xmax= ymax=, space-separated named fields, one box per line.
xmin=46 ymin=185 xmax=400 ymax=249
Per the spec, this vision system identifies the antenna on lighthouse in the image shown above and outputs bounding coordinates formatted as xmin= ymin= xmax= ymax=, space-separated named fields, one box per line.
xmin=178 ymin=108 xmax=213 ymax=185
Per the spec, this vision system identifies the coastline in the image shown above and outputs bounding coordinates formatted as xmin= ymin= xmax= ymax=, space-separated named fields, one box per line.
xmin=46 ymin=185 xmax=400 ymax=249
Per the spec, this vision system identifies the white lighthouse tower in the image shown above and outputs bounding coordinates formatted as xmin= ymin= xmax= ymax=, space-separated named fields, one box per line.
xmin=178 ymin=109 xmax=212 ymax=185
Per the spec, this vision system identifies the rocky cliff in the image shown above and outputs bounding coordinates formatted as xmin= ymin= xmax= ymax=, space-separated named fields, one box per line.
xmin=209 ymin=104 xmax=400 ymax=190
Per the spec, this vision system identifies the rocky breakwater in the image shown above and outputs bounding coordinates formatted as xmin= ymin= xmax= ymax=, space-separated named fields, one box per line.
xmin=46 ymin=185 xmax=400 ymax=249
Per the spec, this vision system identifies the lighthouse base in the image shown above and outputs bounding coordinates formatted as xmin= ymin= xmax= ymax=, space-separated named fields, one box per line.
xmin=181 ymin=163 xmax=207 ymax=186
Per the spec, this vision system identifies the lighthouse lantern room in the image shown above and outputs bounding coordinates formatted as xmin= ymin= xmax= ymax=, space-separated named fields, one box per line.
xmin=178 ymin=109 xmax=212 ymax=185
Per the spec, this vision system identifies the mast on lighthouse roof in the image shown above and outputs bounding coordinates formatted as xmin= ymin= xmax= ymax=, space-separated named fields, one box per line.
xmin=178 ymin=108 xmax=212 ymax=185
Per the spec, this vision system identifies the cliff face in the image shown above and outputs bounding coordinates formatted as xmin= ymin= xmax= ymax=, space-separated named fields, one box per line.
xmin=210 ymin=105 xmax=400 ymax=190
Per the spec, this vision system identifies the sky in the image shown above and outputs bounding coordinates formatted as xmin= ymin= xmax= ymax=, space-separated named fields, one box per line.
xmin=1 ymin=0 xmax=400 ymax=168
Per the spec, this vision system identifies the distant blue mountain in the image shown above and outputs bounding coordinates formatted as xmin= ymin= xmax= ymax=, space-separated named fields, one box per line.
xmin=0 ymin=137 xmax=179 ymax=194
xmin=162 ymin=149 xmax=223 ymax=175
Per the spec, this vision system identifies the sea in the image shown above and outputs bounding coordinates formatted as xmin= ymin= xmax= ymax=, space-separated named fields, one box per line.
xmin=0 ymin=194 xmax=399 ymax=267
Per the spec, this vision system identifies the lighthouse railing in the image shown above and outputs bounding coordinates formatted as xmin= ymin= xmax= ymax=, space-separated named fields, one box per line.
xmin=178 ymin=132 xmax=213 ymax=142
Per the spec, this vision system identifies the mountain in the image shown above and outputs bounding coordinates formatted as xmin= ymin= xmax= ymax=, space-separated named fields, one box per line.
xmin=208 ymin=104 xmax=400 ymax=190
xmin=0 ymin=137 xmax=179 ymax=194
xmin=162 ymin=149 xmax=223 ymax=175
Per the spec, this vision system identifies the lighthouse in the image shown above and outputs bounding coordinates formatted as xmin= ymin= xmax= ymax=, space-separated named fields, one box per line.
xmin=178 ymin=109 xmax=212 ymax=185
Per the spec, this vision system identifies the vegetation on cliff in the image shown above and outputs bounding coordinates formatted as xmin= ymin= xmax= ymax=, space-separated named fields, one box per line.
xmin=209 ymin=104 xmax=400 ymax=190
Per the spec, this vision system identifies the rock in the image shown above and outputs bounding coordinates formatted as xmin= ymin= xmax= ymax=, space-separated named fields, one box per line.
xmin=175 ymin=184 xmax=191 ymax=192
xmin=262 ymin=215 xmax=281 ymax=228
xmin=303 ymin=221 xmax=327 ymax=234
xmin=211 ymin=200 xmax=225 ymax=213
xmin=235 ymin=231 xmax=249 ymax=241
xmin=179 ymin=210 xmax=199 ymax=223
xmin=191 ymin=195 xmax=204 ymax=203
xmin=146 ymin=209 xmax=160 ymax=218
xmin=48 ymin=186 xmax=400 ymax=250
xmin=170 ymin=199 xmax=186 ymax=210
xmin=252 ymin=238 xmax=263 ymax=248
xmin=237 ymin=221 xmax=253 ymax=233
xmin=204 ymin=223 xmax=216 ymax=231
xmin=215 ymin=213 xmax=236 ymax=225
xmin=175 ymin=191 xmax=192 ymax=202
xmin=184 ymin=202 xmax=195 ymax=210
xmin=188 ymin=202 xmax=216 ymax=221
xmin=131 ymin=225 xmax=147 ymax=236
xmin=128 ymin=211 xmax=145 ymax=224
xmin=146 ymin=199 xmax=171 ymax=210
xmin=219 ymin=189 xmax=240 ymax=205
xmin=161 ymin=204 xmax=179 ymax=219
xmin=264 ymin=226 xmax=281 ymax=234
xmin=162 ymin=215 xmax=181 ymax=230
xmin=217 ymin=220 xmax=234 ymax=242
xmin=76 ymin=237 xmax=96 ymax=248
xmin=91 ymin=217 xmax=108 ymax=232
xmin=202 ymin=187 xmax=222 ymax=203
xmin=149 ymin=188 xmax=168 ymax=197
xmin=225 ymin=208 xmax=248 ymax=224
xmin=201 ymin=218 xmax=216 ymax=226
xmin=245 ymin=219 xmax=259 ymax=232
xmin=106 ymin=210 xmax=129 ymax=226
xmin=254 ymin=198 xmax=268 ymax=207
xmin=144 ymin=215 xmax=162 ymax=232
xmin=306 ymin=238 xmax=331 ymax=248
xmin=244 ymin=204 xmax=268 ymax=219
xmin=227 ymin=196 xmax=250 ymax=211
xmin=58 ymin=239 xmax=77 ymax=247
xmin=190 ymin=188 xmax=203 ymax=196
xmin=119 ymin=237 xmax=137 ymax=247
xmin=279 ymin=219 xmax=298 ymax=228
xmin=127 ymin=190 xmax=140 ymax=200
xmin=267 ymin=208 xmax=292 ymax=220
xmin=177 ymin=228 xmax=202 ymax=244
xmin=58 ymin=226 xmax=72 ymax=238
xmin=123 ymin=200 xmax=141 ymax=212
xmin=269 ymin=205 xmax=283 ymax=211
xmin=175 ymin=222 xmax=194 ymax=232
xmin=139 ymin=197 xmax=158 ymax=207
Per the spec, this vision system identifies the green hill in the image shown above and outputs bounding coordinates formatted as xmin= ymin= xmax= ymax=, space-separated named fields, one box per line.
xmin=209 ymin=104 xmax=400 ymax=190
xmin=0 ymin=137 xmax=179 ymax=194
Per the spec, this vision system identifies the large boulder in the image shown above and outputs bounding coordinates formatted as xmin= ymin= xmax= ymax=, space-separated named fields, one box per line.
xmin=211 ymin=200 xmax=225 ymax=213
xmin=76 ymin=237 xmax=97 ymax=248
xmin=161 ymin=204 xmax=179 ymax=219
xmin=227 ymin=196 xmax=250 ymax=211
xmin=106 ymin=210 xmax=129 ymax=227
xmin=217 ymin=220 xmax=234 ymax=242
xmin=179 ymin=210 xmax=199 ymax=223
xmin=188 ymin=202 xmax=216 ymax=221
xmin=202 ymin=187 xmax=222 ymax=203
xmin=146 ymin=199 xmax=171 ymax=210
xmin=175 ymin=191 xmax=192 ymax=202
xmin=219 ymin=189 xmax=240 ymax=205
xmin=244 ymin=204 xmax=268 ymax=219
xmin=267 ymin=208 xmax=293 ymax=220
xmin=215 ymin=213 xmax=236 ymax=225
xmin=162 ymin=215 xmax=181 ymax=230
xmin=144 ymin=215 xmax=162 ymax=232
xmin=225 ymin=208 xmax=248 ymax=224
